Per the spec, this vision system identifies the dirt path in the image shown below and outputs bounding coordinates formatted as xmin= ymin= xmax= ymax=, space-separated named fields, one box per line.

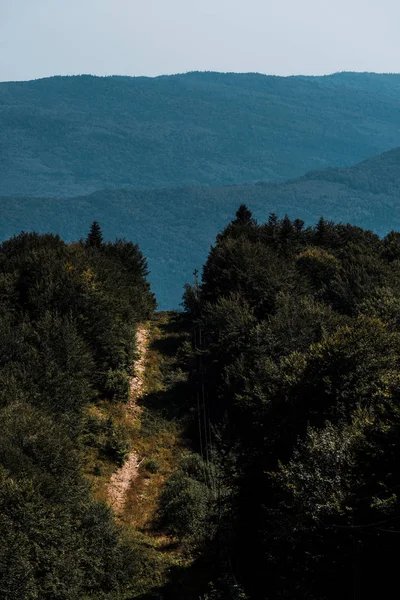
xmin=107 ymin=325 xmax=149 ymax=513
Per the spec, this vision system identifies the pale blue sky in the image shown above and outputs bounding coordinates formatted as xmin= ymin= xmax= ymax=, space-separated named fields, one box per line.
xmin=1 ymin=0 xmax=399 ymax=82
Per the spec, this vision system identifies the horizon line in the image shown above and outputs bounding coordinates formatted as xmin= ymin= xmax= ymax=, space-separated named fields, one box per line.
xmin=2 ymin=69 xmax=400 ymax=85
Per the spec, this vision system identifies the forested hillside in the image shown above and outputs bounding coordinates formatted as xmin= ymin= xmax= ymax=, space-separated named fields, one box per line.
xmin=177 ymin=206 xmax=400 ymax=599
xmin=2 ymin=146 xmax=400 ymax=308
xmin=4 ymin=66 xmax=400 ymax=598
xmin=2 ymin=71 xmax=400 ymax=196
xmin=3 ymin=208 xmax=400 ymax=598
xmin=0 ymin=224 xmax=157 ymax=598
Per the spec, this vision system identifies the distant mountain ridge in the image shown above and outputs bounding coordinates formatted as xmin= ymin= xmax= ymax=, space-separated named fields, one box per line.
xmin=3 ymin=71 xmax=400 ymax=196
xmin=2 ymin=146 xmax=400 ymax=308
xmin=300 ymin=146 xmax=400 ymax=194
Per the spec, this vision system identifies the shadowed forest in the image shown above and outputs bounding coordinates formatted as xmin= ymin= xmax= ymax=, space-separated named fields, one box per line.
xmin=2 ymin=209 xmax=400 ymax=598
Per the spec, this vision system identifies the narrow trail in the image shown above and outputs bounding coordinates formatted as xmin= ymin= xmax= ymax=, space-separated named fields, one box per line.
xmin=107 ymin=325 xmax=149 ymax=514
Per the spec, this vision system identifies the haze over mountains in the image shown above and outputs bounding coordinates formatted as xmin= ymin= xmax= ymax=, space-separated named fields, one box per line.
xmin=2 ymin=71 xmax=400 ymax=306
xmin=2 ymin=71 xmax=400 ymax=196
xmin=2 ymin=146 xmax=400 ymax=308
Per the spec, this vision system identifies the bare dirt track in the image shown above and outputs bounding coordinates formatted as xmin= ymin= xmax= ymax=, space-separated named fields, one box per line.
xmin=107 ymin=326 xmax=149 ymax=513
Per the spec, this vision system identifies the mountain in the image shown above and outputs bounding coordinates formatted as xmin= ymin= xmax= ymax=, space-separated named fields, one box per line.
xmin=3 ymin=72 xmax=400 ymax=196
xmin=2 ymin=146 xmax=400 ymax=308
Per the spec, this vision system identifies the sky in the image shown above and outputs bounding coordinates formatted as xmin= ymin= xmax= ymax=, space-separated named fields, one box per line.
xmin=1 ymin=0 xmax=399 ymax=82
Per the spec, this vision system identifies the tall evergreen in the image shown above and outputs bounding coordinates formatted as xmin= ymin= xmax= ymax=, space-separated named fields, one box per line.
xmin=85 ymin=220 xmax=103 ymax=248
xmin=234 ymin=204 xmax=254 ymax=225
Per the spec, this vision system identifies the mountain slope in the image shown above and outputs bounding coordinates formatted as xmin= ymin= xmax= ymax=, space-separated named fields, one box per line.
xmin=2 ymin=146 xmax=400 ymax=308
xmin=3 ymin=72 xmax=400 ymax=196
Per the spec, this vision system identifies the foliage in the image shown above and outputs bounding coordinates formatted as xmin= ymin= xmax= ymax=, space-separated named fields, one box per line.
xmin=85 ymin=220 xmax=103 ymax=248
xmin=158 ymin=454 xmax=216 ymax=546
xmin=181 ymin=207 xmax=400 ymax=599
xmin=0 ymin=226 xmax=156 ymax=598
xmin=143 ymin=457 xmax=161 ymax=474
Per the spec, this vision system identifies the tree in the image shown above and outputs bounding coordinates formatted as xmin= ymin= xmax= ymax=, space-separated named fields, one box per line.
xmin=293 ymin=218 xmax=305 ymax=233
xmin=382 ymin=230 xmax=400 ymax=262
xmin=296 ymin=247 xmax=341 ymax=293
xmin=268 ymin=212 xmax=278 ymax=228
xmin=315 ymin=216 xmax=327 ymax=244
xmin=233 ymin=204 xmax=254 ymax=226
xmin=279 ymin=214 xmax=294 ymax=248
xmin=85 ymin=221 xmax=103 ymax=248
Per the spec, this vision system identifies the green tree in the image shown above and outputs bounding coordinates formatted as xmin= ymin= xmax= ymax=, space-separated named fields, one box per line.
xmin=85 ymin=220 xmax=103 ymax=248
xmin=233 ymin=204 xmax=254 ymax=226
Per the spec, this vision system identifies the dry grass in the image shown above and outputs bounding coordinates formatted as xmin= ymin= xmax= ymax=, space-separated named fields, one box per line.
xmin=82 ymin=311 xmax=192 ymax=576
xmin=122 ymin=313 xmax=187 ymax=533
xmin=81 ymin=397 xmax=141 ymax=503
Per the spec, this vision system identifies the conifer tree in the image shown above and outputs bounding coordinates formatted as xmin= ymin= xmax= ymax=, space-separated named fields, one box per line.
xmin=85 ymin=221 xmax=103 ymax=248
xmin=280 ymin=214 xmax=293 ymax=238
xmin=315 ymin=216 xmax=327 ymax=244
xmin=293 ymin=218 xmax=305 ymax=233
xmin=268 ymin=212 xmax=278 ymax=228
xmin=234 ymin=204 xmax=254 ymax=225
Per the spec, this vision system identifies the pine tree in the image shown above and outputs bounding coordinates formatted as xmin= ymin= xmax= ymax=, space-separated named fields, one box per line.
xmin=265 ymin=212 xmax=279 ymax=242
xmin=85 ymin=221 xmax=103 ymax=248
xmin=293 ymin=218 xmax=305 ymax=233
xmin=315 ymin=216 xmax=327 ymax=245
xmin=280 ymin=214 xmax=293 ymax=238
xmin=268 ymin=212 xmax=278 ymax=228
xmin=234 ymin=204 xmax=254 ymax=225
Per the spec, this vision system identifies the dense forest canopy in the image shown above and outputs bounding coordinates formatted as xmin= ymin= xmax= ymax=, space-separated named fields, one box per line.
xmin=3 ymin=208 xmax=400 ymax=598
xmin=177 ymin=206 xmax=400 ymax=599
xmin=2 ymin=71 xmax=400 ymax=196
xmin=0 ymin=224 xmax=156 ymax=599
xmin=2 ymin=146 xmax=400 ymax=308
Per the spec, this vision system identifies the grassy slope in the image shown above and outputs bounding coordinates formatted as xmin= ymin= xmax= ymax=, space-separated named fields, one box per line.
xmin=82 ymin=312 xmax=193 ymax=595
xmin=3 ymin=72 xmax=400 ymax=196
